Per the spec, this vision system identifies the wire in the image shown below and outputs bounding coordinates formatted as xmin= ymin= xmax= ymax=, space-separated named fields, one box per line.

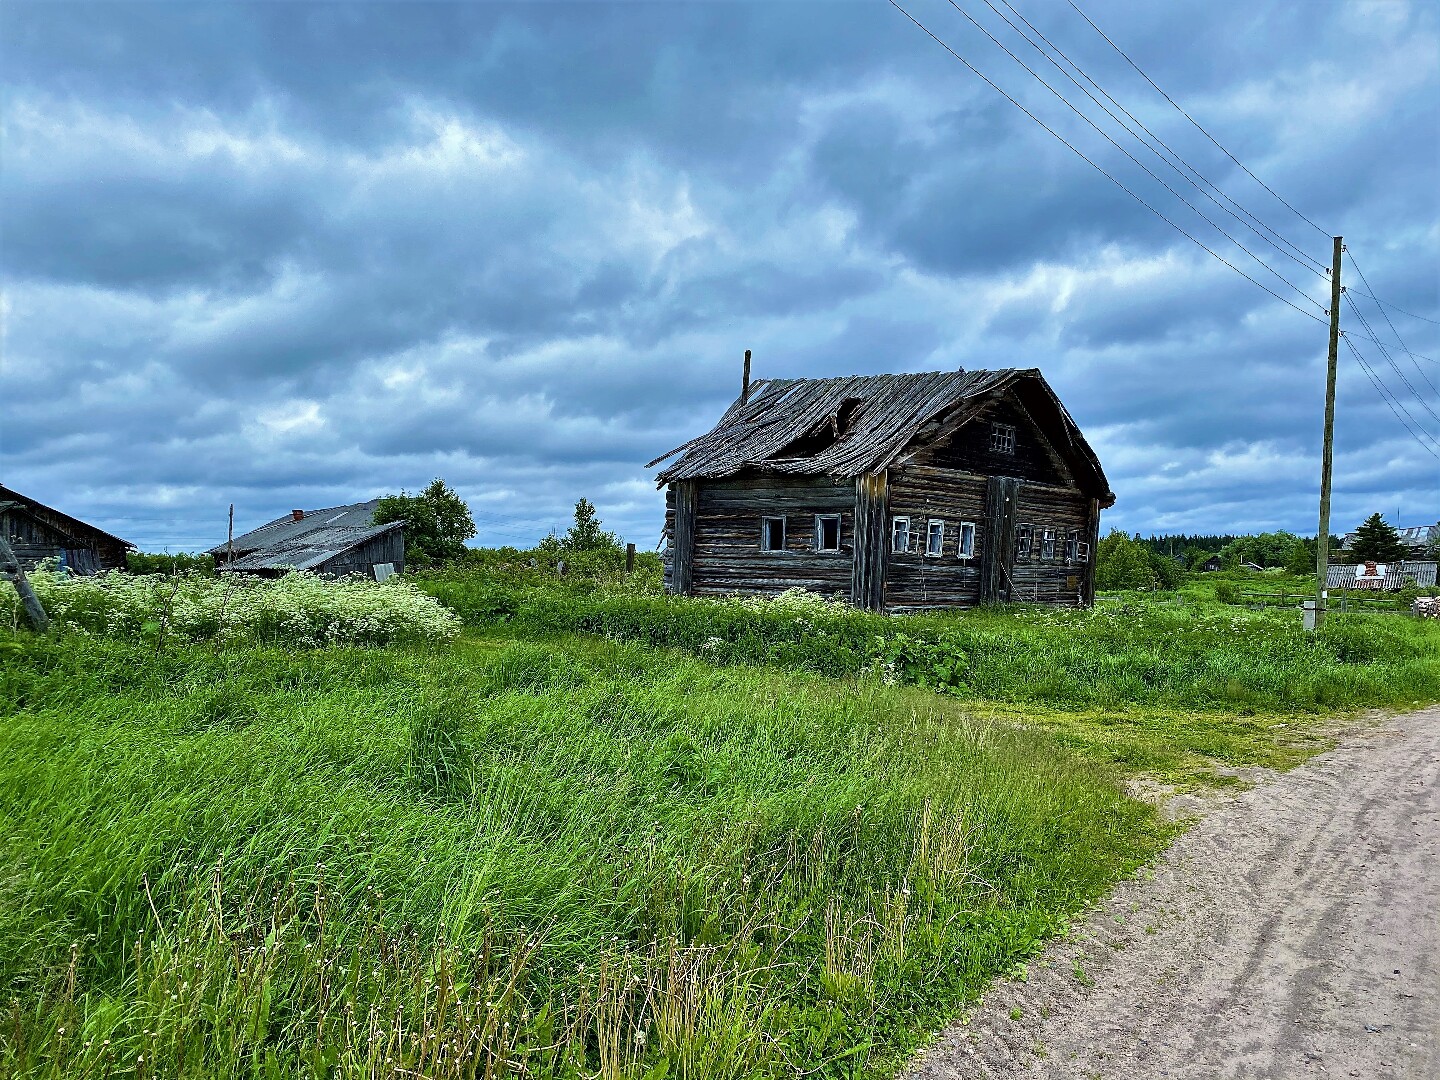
xmin=939 ymin=0 xmax=1327 ymax=312
xmin=1343 ymin=292 xmax=1440 ymax=428
xmin=886 ymin=0 xmax=1330 ymax=325
xmin=1064 ymin=0 xmax=1332 ymax=239
xmin=983 ymin=0 xmax=1329 ymax=279
xmin=1347 ymin=251 xmax=1440 ymax=396
xmin=1347 ymin=294 xmax=1440 ymax=326
xmin=1343 ymin=335 xmax=1440 ymax=459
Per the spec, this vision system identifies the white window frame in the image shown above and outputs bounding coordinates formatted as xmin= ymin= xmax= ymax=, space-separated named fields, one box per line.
xmin=760 ymin=516 xmax=786 ymax=552
xmin=1015 ymin=523 xmax=1034 ymax=559
xmin=815 ymin=514 xmax=842 ymax=553
xmin=989 ymin=422 xmax=1016 ymax=454
xmin=1064 ymin=530 xmax=1081 ymax=563
xmin=1040 ymin=527 xmax=1057 ymax=560
xmin=925 ymin=519 xmax=946 ymax=557
xmin=1074 ymin=541 xmax=1090 ymax=563
xmin=957 ymin=521 xmax=976 ymax=559
xmin=891 ymin=516 xmax=911 ymax=554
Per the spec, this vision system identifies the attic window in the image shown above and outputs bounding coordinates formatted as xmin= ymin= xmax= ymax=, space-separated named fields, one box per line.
xmin=990 ymin=422 xmax=1016 ymax=454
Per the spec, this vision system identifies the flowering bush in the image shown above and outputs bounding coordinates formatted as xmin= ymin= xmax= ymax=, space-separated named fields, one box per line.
xmin=5 ymin=570 xmax=461 ymax=647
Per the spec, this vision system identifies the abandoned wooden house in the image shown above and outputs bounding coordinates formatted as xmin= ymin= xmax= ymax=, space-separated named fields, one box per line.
xmin=209 ymin=500 xmax=405 ymax=578
xmin=0 ymin=483 xmax=133 ymax=573
xmin=649 ymin=368 xmax=1115 ymax=611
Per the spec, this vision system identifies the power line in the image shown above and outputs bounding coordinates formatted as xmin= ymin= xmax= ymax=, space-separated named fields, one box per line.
xmin=1064 ymin=0 xmax=1332 ymax=240
xmin=939 ymin=0 xmax=1327 ymax=313
xmin=983 ymin=0 xmax=1329 ymax=279
xmin=1346 ymin=251 xmax=1440 ymax=397
xmin=886 ymin=0 xmax=1330 ymax=326
xmin=1343 ymin=291 xmax=1440 ymax=428
xmin=1347 ymin=293 xmax=1440 ymax=326
xmin=1343 ymin=335 xmax=1440 ymax=459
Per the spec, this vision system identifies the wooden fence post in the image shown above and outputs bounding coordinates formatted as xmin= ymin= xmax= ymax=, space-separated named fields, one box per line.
xmin=0 ymin=535 xmax=50 ymax=632
xmin=625 ymin=542 xmax=635 ymax=573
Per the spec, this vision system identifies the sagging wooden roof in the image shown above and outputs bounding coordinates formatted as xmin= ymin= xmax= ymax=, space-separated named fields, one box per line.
xmin=648 ymin=368 xmax=1113 ymax=502
xmin=210 ymin=500 xmax=401 ymax=571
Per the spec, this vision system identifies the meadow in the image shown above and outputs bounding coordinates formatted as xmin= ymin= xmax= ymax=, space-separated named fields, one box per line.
xmin=3 ymin=565 xmax=1438 ymax=1079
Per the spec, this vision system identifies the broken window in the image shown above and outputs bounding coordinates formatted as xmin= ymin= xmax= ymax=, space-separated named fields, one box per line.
xmin=761 ymin=516 xmax=786 ymax=552
xmin=957 ymin=521 xmax=976 ymax=559
xmin=1065 ymin=530 xmax=1081 ymax=562
xmin=1040 ymin=527 xmax=1057 ymax=560
xmin=891 ymin=516 xmax=911 ymax=554
xmin=815 ymin=515 xmax=842 ymax=552
xmin=989 ymin=422 xmax=1016 ymax=454
xmin=926 ymin=520 xmax=946 ymax=557
xmin=1015 ymin=523 xmax=1034 ymax=559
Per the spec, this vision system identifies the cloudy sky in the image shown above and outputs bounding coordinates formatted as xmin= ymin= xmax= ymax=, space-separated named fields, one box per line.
xmin=3 ymin=0 xmax=1437 ymax=551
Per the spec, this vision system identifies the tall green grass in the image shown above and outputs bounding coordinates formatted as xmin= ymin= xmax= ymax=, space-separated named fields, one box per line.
xmin=416 ymin=572 xmax=1440 ymax=713
xmin=0 ymin=634 xmax=1166 ymax=1079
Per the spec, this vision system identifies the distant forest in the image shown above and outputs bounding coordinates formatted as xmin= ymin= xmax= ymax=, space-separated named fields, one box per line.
xmin=1136 ymin=534 xmax=1243 ymax=557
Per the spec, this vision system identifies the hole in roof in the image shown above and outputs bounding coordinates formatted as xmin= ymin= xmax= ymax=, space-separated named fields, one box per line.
xmin=771 ymin=398 xmax=866 ymax=459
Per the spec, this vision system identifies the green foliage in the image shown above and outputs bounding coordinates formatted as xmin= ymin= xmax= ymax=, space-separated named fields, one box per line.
xmin=418 ymin=571 xmax=1440 ymax=714
xmin=374 ymin=478 xmax=477 ymax=565
xmin=2 ymin=569 xmax=460 ymax=647
xmin=125 ymin=550 xmax=217 ymax=576
xmin=534 ymin=499 xmax=627 ymax=574
xmin=1348 ymin=512 xmax=1409 ymax=563
xmin=1283 ymin=538 xmax=1317 ymax=578
xmin=1094 ymin=530 xmax=1157 ymax=590
xmin=0 ymin=635 xmax=1169 ymax=1079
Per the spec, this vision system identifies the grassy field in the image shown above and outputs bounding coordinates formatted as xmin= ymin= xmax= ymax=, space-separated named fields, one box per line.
xmin=3 ymin=567 xmax=1438 ymax=1079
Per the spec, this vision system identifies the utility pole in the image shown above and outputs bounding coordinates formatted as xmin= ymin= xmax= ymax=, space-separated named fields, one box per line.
xmin=1311 ymin=235 xmax=1344 ymax=631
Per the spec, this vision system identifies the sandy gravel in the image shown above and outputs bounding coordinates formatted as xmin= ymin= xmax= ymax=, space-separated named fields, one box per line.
xmin=908 ymin=707 xmax=1440 ymax=1080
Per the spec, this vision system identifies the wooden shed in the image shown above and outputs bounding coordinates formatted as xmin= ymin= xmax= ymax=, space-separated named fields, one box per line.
xmin=649 ymin=368 xmax=1115 ymax=612
xmin=209 ymin=500 xmax=405 ymax=579
xmin=0 ymin=483 xmax=133 ymax=573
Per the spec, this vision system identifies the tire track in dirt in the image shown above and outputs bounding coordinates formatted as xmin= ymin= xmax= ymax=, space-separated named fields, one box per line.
xmin=907 ymin=707 xmax=1440 ymax=1079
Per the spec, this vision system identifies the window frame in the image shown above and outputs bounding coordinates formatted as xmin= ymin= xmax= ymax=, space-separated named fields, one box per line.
xmin=1015 ymin=523 xmax=1034 ymax=559
xmin=925 ymin=519 xmax=946 ymax=557
xmin=1040 ymin=527 xmax=1057 ymax=560
xmin=814 ymin=514 xmax=842 ymax=553
xmin=891 ymin=515 xmax=912 ymax=554
xmin=1064 ymin=529 xmax=1080 ymax=563
xmin=957 ymin=521 xmax=976 ymax=559
xmin=989 ymin=422 xmax=1017 ymax=455
xmin=760 ymin=515 xmax=787 ymax=553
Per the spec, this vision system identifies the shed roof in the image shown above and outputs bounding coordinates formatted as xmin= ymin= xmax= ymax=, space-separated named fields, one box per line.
xmin=0 ymin=483 xmax=133 ymax=549
xmin=211 ymin=500 xmax=386 ymax=557
xmin=221 ymin=521 xmax=404 ymax=572
xmin=648 ymin=368 xmax=1112 ymax=500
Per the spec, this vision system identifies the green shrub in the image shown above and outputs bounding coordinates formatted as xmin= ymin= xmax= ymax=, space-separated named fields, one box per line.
xmin=4 ymin=569 xmax=460 ymax=647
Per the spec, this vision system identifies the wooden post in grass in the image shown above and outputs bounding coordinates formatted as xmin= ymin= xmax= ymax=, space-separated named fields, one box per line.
xmin=625 ymin=542 xmax=635 ymax=573
xmin=1311 ymin=235 xmax=1343 ymax=631
xmin=0 ymin=534 xmax=50 ymax=632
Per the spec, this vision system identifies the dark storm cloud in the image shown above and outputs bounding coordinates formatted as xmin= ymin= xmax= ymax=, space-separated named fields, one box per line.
xmin=2 ymin=0 xmax=1436 ymax=550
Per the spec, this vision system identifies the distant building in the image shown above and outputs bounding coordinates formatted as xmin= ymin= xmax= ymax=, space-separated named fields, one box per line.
xmin=209 ymin=500 xmax=404 ymax=578
xmin=0 ymin=483 xmax=133 ymax=574
xmin=1326 ymin=561 xmax=1438 ymax=591
xmin=1196 ymin=555 xmax=1224 ymax=572
xmin=1338 ymin=522 xmax=1438 ymax=557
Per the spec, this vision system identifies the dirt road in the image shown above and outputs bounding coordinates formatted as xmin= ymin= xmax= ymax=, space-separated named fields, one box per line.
xmin=909 ymin=707 xmax=1440 ymax=1080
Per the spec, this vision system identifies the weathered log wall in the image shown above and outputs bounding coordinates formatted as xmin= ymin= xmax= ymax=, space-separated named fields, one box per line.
xmin=884 ymin=466 xmax=987 ymax=612
xmin=667 ymin=474 xmax=855 ymax=598
xmin=1007 ymin=481 xmax=1093 ymax=606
